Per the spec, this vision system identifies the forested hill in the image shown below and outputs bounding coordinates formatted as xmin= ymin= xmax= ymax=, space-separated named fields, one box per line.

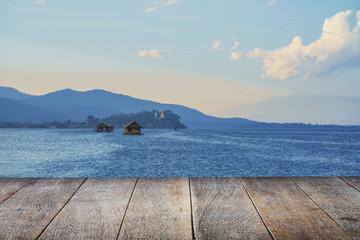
xmin=88 ymin=110 xmax=187 ymax=129
xmin=0 ymin=110 xmax=187 ymax=129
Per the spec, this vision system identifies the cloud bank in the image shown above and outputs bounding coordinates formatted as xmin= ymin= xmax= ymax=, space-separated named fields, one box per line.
xmin=247 ymin=10 xmax=360 ymax=79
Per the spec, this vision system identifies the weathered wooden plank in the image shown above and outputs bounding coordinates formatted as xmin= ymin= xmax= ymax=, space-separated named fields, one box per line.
xmin=190 ymin=177 xmax=272 ymax=240
xmin=38 ymin=178 xmax=137 ymax=240
xmin=293 ymin=177 xmax=360 ymax=239
xmin=241 ymin=177 xmax=352 ymax=240
xmin=342 ymin=177 xmax=360 ymax=192
xmin=0 ymin=178 xmax=85 ymax=240
xmin=118 ymin=177 xmax=192 ymax=240
xmin=0 ymin=178 xmax=32 ymax=204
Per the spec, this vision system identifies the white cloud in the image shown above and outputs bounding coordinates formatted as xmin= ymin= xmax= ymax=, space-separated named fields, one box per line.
xmin=138 ymin=50 xmax=147 ymax=58
xmin=230 ymin=51 xmax=242 ymax=61
xmin=265 ymin=0 xmax=277 ymax=6
xmin=35 ymin=0 xmax=49 ymax=4
xmin=146 ymin=7 xmax=159 ymax=13
xmin=212 ymin=40 xmax=222 ymax=50
xmin=247 ymin=10 xmax=360 ymax=79
xmin=231 ymin=41 xmax=239 ymax=50
xmin=138 ymin=49 xmax=165 ymax=59
xmin=148 ymin=49 xmax=163 ymax=59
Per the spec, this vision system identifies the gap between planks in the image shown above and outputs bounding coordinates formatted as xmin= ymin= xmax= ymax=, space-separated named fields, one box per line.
xmin=290 ymin=177 xmax=354 ymax=240
xmin=36 ymin=178 xmax=88 ymax=239
xmin=0 ymin=178 xmax=34 ymax=205
xmin=340 ymin=177 xmax=360 ymax=192
xmin=292 ymin=177 xmax=360 ymax=239
xmin=0 ymin=178 xmax=86 ymax=240
xmin=241 ymin=177 xmax=353 ymax=240
xmin=37 ymin=178 xmax=138 ymax=240
xmin=188 ymin=178 xmax=196 ymax=240
xmin=117 ymin=178 xmax=193 ymax=239
xmin=239 ymin=177 xmax=275 ymax=240
xmin=116 ymin=177 xmax=139 ymax=240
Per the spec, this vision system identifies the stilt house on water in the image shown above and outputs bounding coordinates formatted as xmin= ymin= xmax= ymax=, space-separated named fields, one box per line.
xmin=94 ymin=122 xmax=114 ymax=132
xmin=123 ymin=121 xmax=143 ymax=135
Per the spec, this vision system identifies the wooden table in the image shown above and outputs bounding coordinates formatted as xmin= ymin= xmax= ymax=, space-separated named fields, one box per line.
xmin=0 ymin=177 xmax=359 ymax=239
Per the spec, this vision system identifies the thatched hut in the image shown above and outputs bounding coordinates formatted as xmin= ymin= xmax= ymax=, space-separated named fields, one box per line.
xmin=94 ymin=122 xmax=114 ymax=132
xmin=123 ymin=121 xmax=143 ymax=135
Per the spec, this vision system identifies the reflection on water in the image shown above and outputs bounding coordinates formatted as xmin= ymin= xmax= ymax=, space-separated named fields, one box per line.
xmin=0 ymin=128 xmax=359 ymax=177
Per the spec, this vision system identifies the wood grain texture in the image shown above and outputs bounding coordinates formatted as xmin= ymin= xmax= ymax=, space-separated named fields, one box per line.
xmin=190 ymin=177 xmax=272 ymax=240
xmin=342 ymin=177 xmax=360 ymax=192
xmin=38 ymin=178 xmax=137 ymax=240
xmin=118 ymin=177 xmax=192 ymax=240
xmin=0 ymin=178 xmax=84 ymax=240
xmin=293 ymin=177 xmax=360 ymax=240
xmin=0 ymin=178 xmax=32 ymax=204
xmin=241 ymin=177 xmax=352 ymax=240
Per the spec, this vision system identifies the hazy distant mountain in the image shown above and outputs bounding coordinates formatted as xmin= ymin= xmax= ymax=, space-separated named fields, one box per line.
xmin=0 ymin=97 xmax=61 ymax=123
xmin=2 ymin=87 xmax=358 ymax=127
xmin=221 ymin=94 xmax=360 ymax=125
xmin=0 ymin=86 xmax=33 ymax=100
xmin=18 ymin=89 xmax=207 ymax=124
xmin=0 ymin=87 xmax=256 ymax=128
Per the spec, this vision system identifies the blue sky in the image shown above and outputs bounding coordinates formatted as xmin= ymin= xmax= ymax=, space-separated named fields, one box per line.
xmin=0 ymin=0 xmax=359 ymax=115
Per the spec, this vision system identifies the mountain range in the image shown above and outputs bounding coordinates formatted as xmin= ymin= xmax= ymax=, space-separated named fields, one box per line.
xmin=221 ymin=93 xmax=360 ymax=125
xmin=0 ymin=86 xmax=359 ymax=128
xmin=0 ymin=87 xmax=256 ymax=128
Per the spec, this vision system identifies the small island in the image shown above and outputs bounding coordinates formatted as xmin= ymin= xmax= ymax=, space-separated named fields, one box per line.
xmin=0 ymin=110 xmax=187 ymax=129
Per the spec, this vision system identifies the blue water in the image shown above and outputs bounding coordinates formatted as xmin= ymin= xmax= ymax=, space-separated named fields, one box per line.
xmin=0 ymin=128 xmax=359 ymax=177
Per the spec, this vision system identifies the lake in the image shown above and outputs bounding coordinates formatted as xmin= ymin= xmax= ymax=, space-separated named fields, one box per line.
xmin=0 ymin=128 xmax=359 ymax=177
